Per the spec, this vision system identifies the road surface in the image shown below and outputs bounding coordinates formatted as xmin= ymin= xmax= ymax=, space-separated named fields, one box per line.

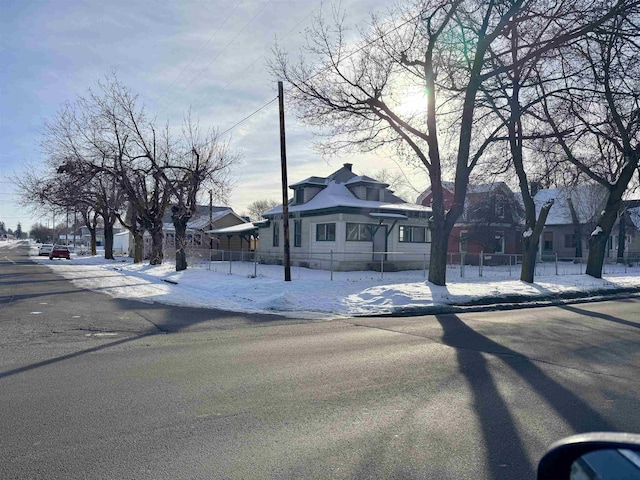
xmin=1 ymin=242 xmax=639 ymax=479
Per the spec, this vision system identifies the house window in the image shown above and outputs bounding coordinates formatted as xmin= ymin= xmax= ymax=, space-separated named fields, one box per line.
xmin=543 ymin=231 xmax=553 ymax=251
xmin=294 ymin=220 xmax=301 ymax=247
xmin=495 ymin=198 xmax=505 ymax=219
xmin=564 ymin=234 xmax=577 ymax=248
xmin=460 ymin=231 xmax=468 ymax=253
xmin=166 ymin=233 xmax=175 ymax=246
xmin=273 ymin=221 xmax=279 ymax=247
xmin=493 ymin=232 xmax=505 ymax=253
xmin=316 ymin=223 xmax=336 ymax=241
xmin=399 ymin=226 xmax=430 ymax=243
xmin=366 ymin=187 xmax=379 ymax=201
xmin=193 ymin=234 xmax=202 ymax=246
xmin=295 ymin=189 xmax=304 ymax=204
xmin=346 ymin=223 xmax=373 ymax=241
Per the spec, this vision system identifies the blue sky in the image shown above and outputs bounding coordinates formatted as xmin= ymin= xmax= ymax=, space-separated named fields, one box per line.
xmin=0 ymin=0 xmax=428 ymax=232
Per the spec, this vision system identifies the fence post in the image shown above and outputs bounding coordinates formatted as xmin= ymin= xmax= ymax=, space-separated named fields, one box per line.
xmin=555 ymin=253 xmax=558 ymax=275
xmin=254 ymin=252 xmax=257 ymax=277
xmin=461 ymin=252 xmax=465 ymax=278
xmin=380 ymin=253 xmax=384 ymax=281
xmin=330 ymin=250 xmax=333 ymax=281
xmin=508 ymin=255 xmax=512 ymax=277
xmin=229 ymin=251 xmax=232 ymax=274
xmin=479 ymin=250 xmax=483 ymax=277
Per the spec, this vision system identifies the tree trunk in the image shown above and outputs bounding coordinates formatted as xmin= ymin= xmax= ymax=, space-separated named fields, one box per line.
xmin=132 ymin=231 xmax=144 ymax=263
xmin=519 ymin=200 xmax=554 ymax=283
xmin=616 ymin=214 xmax=626 ymax=263
xmin=174 ymin=219 xmax=188 ymax=271
xmin=586 ymin=206 xmax=619 ymax=278
xmin=567 ymin=197 xmax=583 ymax=258
xmin=520 ymin=235 xmax=539 ymax=283
xmin=148 ymin=225 xmax=164 ymax=265
xmin=584 ymin=163 xmax=634 ymax=278
xmin=104 ymin=223 xmax=114 ymax=260
xmin=89 ymin=228 xmax=97 ymax=255
xmin=428 ymin=221 xmax=451 ymax=286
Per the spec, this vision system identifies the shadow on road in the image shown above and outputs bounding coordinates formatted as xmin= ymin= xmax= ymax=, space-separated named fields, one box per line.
xmin=559 ymin=304 xmax=640 ymax=330
xmin=0 ymin=331 xmax=157 ymax=380
xmin=434 ymin=313 xmax=615 ymax=480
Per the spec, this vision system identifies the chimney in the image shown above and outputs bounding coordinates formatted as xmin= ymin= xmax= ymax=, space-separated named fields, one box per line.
xmin=343 ymin=163 xmax=352 ymax=171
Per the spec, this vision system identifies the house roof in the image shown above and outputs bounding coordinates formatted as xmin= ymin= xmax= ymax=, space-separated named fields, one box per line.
xmin=534 ymin=184 xmax=608 ymax=225
xmin=416 ymin=181 xmax=513 ymax=204
xmin=265 ymin=164 xmax=431 ymax=217
xmin=163 ymin=208 xmax=245 ymax=232
xmin=628 ymin=207 xmax=640 ymax=229
xmin=207 ymin=223 xmax=258 ymax=235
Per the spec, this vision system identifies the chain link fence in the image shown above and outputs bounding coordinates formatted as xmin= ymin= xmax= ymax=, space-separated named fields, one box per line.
xmin=159 ymin=247 xmax=640 ymax=281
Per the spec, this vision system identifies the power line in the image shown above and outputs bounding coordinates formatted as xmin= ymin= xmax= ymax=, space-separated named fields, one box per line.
xmin=158 ymin=1 xmax=272 ymax=116
xmin=219 ymin=97 xmax=278 ymax=137
xmin=152 ymin=0 xmax=244 ymax=110
xmin=202 ymin=9 xmax=424 ymax=142
xmin=192 ymin=1 xmax=322 ymax=116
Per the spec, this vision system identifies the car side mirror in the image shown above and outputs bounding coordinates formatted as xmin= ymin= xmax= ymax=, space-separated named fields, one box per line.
xmin=537 ymin=432 xmax=640 ymax=480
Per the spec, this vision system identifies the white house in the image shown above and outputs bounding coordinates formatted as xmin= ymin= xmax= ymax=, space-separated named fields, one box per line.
xmin=256 ymin=163 xmax=433 ymax=271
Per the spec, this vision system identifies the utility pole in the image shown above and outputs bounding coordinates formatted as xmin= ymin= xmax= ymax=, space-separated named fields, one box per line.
xmin=209 ymin=189 xmax=213 ymax=250
xmin=278 ymin=81 xmax=291 ymax=281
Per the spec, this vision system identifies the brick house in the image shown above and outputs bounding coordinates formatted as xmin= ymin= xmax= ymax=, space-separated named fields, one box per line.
xmin=417 ymin=181 xmax=524 ymax=258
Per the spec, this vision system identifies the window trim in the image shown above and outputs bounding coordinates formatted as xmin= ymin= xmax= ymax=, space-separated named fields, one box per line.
xmin=293 ymin=220 xmax=302 ymax=247
xmin=315 ymin=223 xmax=336 ymax=242
xmin=493 ymin=231 xmax=505 ymax=254
xmin=399 ymin=225 xmax=430 ymax=243
xmin=346 ymin=223 xmax=374 ymax=242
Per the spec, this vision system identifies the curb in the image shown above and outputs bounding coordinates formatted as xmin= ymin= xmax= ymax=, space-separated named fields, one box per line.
xmin=366 ymin=287 xmax=640 ymax=317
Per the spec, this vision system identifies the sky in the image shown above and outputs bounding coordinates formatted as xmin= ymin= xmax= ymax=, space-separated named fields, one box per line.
xmin=6 ymin=239 xmax=639 ymax=317
xmin=0 ymin=0 xmax=430 ymax=233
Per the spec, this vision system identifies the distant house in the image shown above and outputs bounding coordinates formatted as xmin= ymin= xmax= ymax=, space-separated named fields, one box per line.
xmin=145 ymin=205 xmax=249 ymax=257
xmin=533 ymin=184 xmax=608 ymax=259
xmin=610 ymin=200 xmax=640 ymax=262
xmin=417 ymin=181 xmax=524 ymax=259
xmin=256 ymin=163 xmax=433 ymax=271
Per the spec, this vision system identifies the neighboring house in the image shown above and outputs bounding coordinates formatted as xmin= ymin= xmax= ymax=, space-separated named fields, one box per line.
xmin=256 ymin=163 xmax=433 ymax=271
xmin=79 ymin=226 xmax=106 ymax=246
xmin=417 ymin=181 xmax=524 ymax=260
xmin=534 ymin=184 xmax=609 ymax=260
xmin=142 ymin=205 xmax=249 ymax=257
xmin=610 ymin=200 xmax=640 ymax=262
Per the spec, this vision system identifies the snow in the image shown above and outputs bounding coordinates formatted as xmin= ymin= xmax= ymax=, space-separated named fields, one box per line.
xmin=591 ymin=226 xmax=604 ymax=236
xmin=534 ymin=185 xmax=607 ymax=225
xmin=267 ymin=176 xmax=432 ymax=216
xmin=523 ymin=228 xmax=533 ymax=238
xmin=16 ymin=241 xmax=640 ymax=319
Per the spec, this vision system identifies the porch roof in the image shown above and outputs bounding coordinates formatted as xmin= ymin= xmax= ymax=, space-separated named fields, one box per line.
xmin=206 ymin=223 xmax=258 ymax=235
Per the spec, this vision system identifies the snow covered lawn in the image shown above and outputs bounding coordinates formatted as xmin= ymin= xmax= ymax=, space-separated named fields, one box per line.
xmin=26 ymin=245 xmax=640 ymax=319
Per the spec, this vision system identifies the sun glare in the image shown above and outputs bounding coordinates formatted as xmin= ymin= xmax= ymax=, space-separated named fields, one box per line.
xmin=395 ymin=86 xmax=429 ymax=118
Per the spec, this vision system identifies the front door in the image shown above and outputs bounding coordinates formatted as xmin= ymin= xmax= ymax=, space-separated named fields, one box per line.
xmin=372 ymin=225 xmax=387 ymax=261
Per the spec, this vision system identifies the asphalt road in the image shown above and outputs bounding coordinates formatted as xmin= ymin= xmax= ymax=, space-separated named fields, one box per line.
xmin=1 ymin=242 xmax=639 ymax=479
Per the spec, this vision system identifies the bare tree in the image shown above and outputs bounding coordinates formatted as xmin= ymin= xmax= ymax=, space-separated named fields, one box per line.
xmin=271 ymin=0 xmax=632 ymax=285
xmin=371 ymin=169 xmax=421 ymax=202
xmin=246 ymin=199 xmax=279 ymax=221
xmin=159 ymin=116 xmax=239 ymax=271
xmin=536 ymin=9 xmax=640 ymax=277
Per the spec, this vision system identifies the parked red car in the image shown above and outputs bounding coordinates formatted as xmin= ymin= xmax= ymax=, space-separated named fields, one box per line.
xmin=49 ymin=245 xmax=71 ymax=260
